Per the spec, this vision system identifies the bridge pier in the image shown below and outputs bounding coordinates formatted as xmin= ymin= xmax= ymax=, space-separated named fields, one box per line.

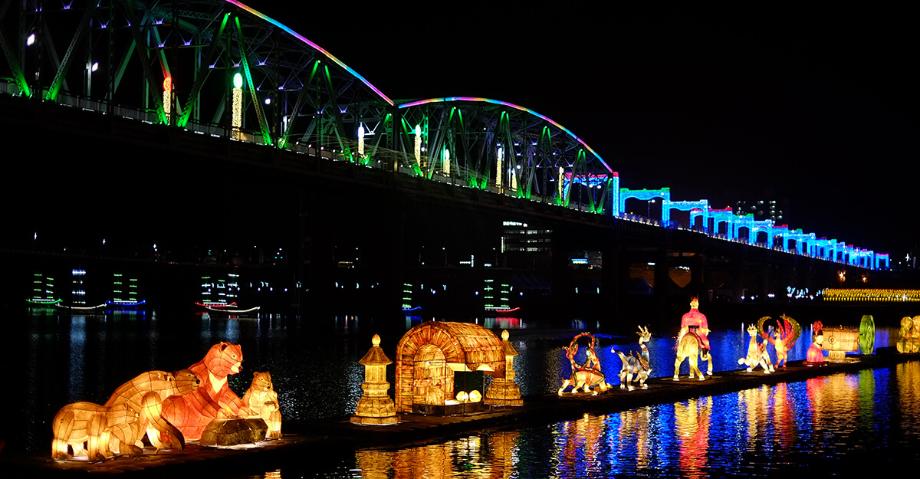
xmin=601 ymin=242 xmax=624 ymax=324
xmin=306 ymin=191 xmax=336 ymax=315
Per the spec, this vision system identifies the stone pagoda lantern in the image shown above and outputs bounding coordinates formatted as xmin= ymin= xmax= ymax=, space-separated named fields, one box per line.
xmin=484 ymin=330 xmax=523 ymax=406
xmin=351 ymin=334 xmax=398 ymax=425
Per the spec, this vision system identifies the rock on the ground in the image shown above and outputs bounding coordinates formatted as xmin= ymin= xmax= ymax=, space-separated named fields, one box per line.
xmin=199 ymin=418 xmax=268 ymax=446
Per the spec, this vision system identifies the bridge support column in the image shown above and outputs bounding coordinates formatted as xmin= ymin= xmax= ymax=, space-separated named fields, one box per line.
xmin=691 ymin=254 xmax=705 ymax=294
xmin=306 ymin=191 xmax=336 ymax=314
xmin=384 ymin=203 xmax=407 ymax=316
xmin=601 ymin=240 xmax=624 ymax=325
xmin=653 ymin=249 xmax=670 ymax=322
xmin=293 ymin=191 xmax=307 ymax=311
xmin=551 ymin=230 xmax=572 ymax=307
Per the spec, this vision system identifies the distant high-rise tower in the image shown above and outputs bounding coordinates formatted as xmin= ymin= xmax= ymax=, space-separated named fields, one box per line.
xmin=734 ymin=200 xmax=785 ymax=223
xmin=72 ymin=268 xmax=87 ymax=305
xmin=500 ymin=221 xmax=552 ymax=254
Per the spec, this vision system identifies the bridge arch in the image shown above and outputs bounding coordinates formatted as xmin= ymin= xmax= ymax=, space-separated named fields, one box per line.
xmin=0 ymin=0 xmax=393 ymax=154
xmin=397 ymin=97 xmax=615 ymax=212
xmin=664 ymin=200 xmax=709 ymax=230
xmin=395 ymin=321 xmax=505 ymax=413
xmin=617 ymin=188 xmax=670 ymax=222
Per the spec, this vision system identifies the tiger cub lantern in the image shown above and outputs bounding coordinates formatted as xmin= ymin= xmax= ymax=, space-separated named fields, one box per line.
xmin=161 ymin=342 xmax=253 ymax=442
xmin=242 ymin=372 xmax=282 ymax=439
xmin=51 ymin=369 xmax=200 ymax=461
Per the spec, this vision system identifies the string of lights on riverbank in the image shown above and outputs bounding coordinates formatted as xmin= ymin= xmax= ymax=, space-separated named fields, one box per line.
xmin=821 ymin=289 xmax=920 ymax=303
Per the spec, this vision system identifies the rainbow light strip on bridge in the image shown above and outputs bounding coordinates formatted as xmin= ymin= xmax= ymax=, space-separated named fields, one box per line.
xmin=225 ymin=0 xmax=394 ymax=106
xmin=398 ymin=97 xmax=612 ymax=174
xmin=821 ymin=289 xmax=920 ymax=302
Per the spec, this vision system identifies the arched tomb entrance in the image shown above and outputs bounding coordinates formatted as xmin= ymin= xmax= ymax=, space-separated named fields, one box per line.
xmin=395 ymin=321 xmax=509 ymax=413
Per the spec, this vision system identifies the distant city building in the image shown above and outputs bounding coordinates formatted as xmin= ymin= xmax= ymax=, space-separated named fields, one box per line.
xmin=200 ymin=272 xmax=240 ymax=305
xmin=895 ymin=252 xmax=918 ymax=271
xmin=72 ymin=268 xmax=87 ymax=305
xmin=500 ymin=221 xmax=552 ymax=254
xmin=734 ymin=200 xmax=785 ymax=223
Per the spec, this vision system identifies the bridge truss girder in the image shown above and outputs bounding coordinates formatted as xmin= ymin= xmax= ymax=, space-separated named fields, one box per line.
xmin=1 ymin=2 xmax=891 ymax=270
xmin=663 ymin=199 xmax=709 ymax=230
xmin=396 ymin=99 xmax=614 ymax=213
xmin=0 ymin=0 xmax=392 ymax=156
xmin=616 ymin=187 xmax=670 ymax=223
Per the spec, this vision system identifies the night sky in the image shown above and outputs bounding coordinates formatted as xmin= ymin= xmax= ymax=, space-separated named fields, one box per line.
xmin=250 ymin=2 xmax=917 ymax=256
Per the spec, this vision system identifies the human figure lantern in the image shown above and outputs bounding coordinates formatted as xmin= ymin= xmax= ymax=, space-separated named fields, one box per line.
xmin=613 ymin=326 xmax=652 ymax=390
xmin=51 ymin=369 xmax=200 ymax=461
xmin=484 ymin=330 xmax=523 ymax=406
xmin=758 ymin=315 xmax=801 ymax=369
xmin=351 ymin=334 xmax=399 ymax=425
xmin=806 ymin=321 xmax=827 ymax=366
xmin=673 ymin=296 xmax=713 ymax=381
xmin=558 ymin=332 xmax=611 ymax=395
xmin=161 ymin=342 xmax=253 ymax=441
xmin=738 ymin=323 xmax=774 ymax=373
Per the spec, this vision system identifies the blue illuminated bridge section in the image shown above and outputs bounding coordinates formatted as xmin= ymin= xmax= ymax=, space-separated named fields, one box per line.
xmin=0 ymin=0 xmax=888 ymax=270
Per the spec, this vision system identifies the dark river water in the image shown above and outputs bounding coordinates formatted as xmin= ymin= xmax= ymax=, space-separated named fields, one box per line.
xmin=0 ymin=307 xmax=913 ymax=477
xmin=257 ymin=363 xmax=920 ymax=478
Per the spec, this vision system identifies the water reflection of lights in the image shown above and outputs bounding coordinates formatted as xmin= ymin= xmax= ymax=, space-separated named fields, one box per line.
xmin=404 ymin=315 xmax=423 ymax=330
xmin=857 ymin=369 xmax=876 ymax=430
xmin=554 ymin=413 xmax=607 ymax=478
xmin=355 ymin=430 xmax=518 ymax=478
xmin=773 ymin=382 xmax=796 ymax=448
xmin=617 ymin=406 xmax=652 ymax=470
xmin=490 ymin=431 xmax=519 ymax=479
xmin=675 ymin=397 xmax=711 ymax=478
xmin=16 ymin=301 xmax=920 ymax=475
xmin=68 ymin=315 xmax=86 ymax=400
xmin=225 ymin=316 xmax=240 ymax=342
xmin=245 ymin=470 xmax=282 ymax=479
xmin=335 ymin=314 xmax=361 ymax=333
xmin=739 ymin=385 xmax=770 ymax=450
xmin=897 ymin=362 xmax=920 ymax=413
xmin=483 ymin=317 xmax=525 ymax=330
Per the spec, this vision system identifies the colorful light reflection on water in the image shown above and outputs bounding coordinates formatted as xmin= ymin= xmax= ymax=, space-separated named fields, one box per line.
xmin=6 ymin=306 xmax=903 ymax=456
xmin=242 ymin=362 xmax=920 ymax=478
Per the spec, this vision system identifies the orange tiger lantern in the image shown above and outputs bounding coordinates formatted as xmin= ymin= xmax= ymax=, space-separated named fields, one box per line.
xmin=51 ymin=369 xmax=199 ymax=461
xmin=161 ymin=342 xmax=249 ymax=441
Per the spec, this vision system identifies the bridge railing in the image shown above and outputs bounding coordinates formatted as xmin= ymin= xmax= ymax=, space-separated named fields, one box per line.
xmin=57 ymin=94 xmax=108 ymax=116
xmin=0 ymin=81 xmax=20 ymax=96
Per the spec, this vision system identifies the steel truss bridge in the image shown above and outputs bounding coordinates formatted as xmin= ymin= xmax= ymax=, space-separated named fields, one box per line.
xmin=0 ymin=0 xmax=889 ymax=270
